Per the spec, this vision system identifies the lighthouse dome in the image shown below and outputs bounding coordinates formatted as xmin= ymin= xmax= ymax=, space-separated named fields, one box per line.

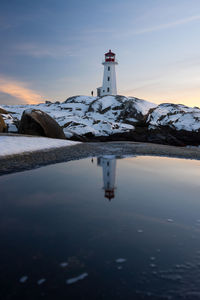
xmin=105 ymin=50 xmax=115 ymax=57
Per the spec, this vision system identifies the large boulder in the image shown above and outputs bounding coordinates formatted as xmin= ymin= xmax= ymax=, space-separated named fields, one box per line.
xmin=0 ymin=114 xmax=6 ymax=132
xmin=18 ymin=109 xmax=66 ymax=139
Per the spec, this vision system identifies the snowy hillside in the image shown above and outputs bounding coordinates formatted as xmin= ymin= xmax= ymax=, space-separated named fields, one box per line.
xmin=1 ymin=96 xmax=200 ymax=143
xmin=1 ymin=95 xmax=156 ymax=137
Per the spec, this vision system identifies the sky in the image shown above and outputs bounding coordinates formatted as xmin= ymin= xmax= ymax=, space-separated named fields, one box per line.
xmin=1 ymin=0 xmax=200 ymax=107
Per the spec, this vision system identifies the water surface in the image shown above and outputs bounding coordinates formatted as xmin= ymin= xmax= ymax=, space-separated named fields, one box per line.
xmin=1 ymin=156 xmax=200 ymax=299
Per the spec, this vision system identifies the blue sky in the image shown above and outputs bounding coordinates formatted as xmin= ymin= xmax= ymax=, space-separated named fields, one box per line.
xmin=1 ymin=0 xmax=200 ymax=106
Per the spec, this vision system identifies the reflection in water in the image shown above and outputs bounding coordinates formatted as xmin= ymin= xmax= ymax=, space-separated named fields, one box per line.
xmin=97 ymin=156 xmax=116 ymax=201
xmin=2 ymin=157 xmax=200 ymax=299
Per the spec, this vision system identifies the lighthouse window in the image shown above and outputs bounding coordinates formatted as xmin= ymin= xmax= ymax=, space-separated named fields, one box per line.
xmin=107 ymin=162 xmax=109 ymax=166
xmin=107 ymin=77 xmax=110 ymax=81
xmin=108 ymin=66 xmax=110 ymax=71
xmin=107 ymin=87 xmax=110 ymax=92
xmin=107 ymin=172 xmax=110 ymax=176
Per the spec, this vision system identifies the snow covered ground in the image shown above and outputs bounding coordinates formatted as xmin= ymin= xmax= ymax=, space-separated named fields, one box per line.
xmin=1 ymin=95 xmax=200 ymax=138
xmin=0 ymin=136 xmax=79 ymax=157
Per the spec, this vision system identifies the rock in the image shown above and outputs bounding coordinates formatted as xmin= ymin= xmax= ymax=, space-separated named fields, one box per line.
xmin=0 ymin=108 xmax=9 ymax=114
xmin=145 ymin=103 xmax=200 ymax=146
xmin=1 ymin=113 xmax=18 ymax=133
xmin=45 ymin=100 xmax=52 ymax=105
xmin=18 ymin=109 xmax=66 ymax=139
xmin=0 ymin=115 xmax=6 ymax=132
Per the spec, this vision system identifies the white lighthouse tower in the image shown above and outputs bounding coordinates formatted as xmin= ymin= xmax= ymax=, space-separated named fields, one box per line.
xmin=97 ymin=156 xmax=117 ymax=201
xmin=97 ymin=50 xmax=118 ymax=97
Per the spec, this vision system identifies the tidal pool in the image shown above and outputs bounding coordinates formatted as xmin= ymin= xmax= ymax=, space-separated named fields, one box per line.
xmin=1 ymin=155 xmax=200 ymax=299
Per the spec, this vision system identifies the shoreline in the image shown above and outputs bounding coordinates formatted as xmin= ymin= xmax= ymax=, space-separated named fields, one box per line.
xmin=1 ymin=141 xmax=200 ymax=176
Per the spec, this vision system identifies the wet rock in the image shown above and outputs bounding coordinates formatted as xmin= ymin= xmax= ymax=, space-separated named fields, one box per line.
xmin=145 ymin=127 xmax=200 ymax=146
xmin=81 ymin=126 xmax=200 ymax=147
xmin=18 ymin=109 xmax=66 ymax=139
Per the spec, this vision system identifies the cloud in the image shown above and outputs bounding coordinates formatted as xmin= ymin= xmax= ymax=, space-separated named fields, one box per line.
xmin=15 ymin=43 xmax=77 ymax=58
xmin=0 ymin=76 xmax=43 ymax=104
xmin=122 ymin=15 xmax=200 ymax=36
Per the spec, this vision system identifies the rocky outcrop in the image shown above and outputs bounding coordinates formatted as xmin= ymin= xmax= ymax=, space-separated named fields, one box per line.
xmin=2 ymin=96 xmax=200 ymax=146
xmin=18 ymin=109 xmax=66 ymax=139
xmin=0 ymin=115 xmax=6 ymax=132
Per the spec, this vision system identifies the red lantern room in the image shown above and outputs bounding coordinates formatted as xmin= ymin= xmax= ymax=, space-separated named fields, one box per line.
xmin=105 ymin=49 xmax=115 ymax=62
xmin=105 ymin=189 xmax=115 ymax=201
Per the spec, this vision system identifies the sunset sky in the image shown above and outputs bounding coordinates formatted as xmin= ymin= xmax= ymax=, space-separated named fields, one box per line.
xmin=1 ymin=0 xmax=200 ymax=107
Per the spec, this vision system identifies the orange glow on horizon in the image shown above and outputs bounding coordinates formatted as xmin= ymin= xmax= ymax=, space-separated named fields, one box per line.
xmin=0 ymin=77 xmax=43 ymax=105
xmin=0 ymin=75 xmax=200 ymax=108
xmin=122 ymin=88 xmax=200 ymax=108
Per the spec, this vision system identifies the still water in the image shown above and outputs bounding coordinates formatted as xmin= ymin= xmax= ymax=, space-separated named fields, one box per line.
xmin=1 ymin=156 xmax=200 ymax=300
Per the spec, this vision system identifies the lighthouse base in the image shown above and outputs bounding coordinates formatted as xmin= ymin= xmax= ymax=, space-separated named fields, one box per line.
xmin=97 ymin=87 xmax=101 ymax=97
xmin=96 ymin=87 xmax=117 ymax=97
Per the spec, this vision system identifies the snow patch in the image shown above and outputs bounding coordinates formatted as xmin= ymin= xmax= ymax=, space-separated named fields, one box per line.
xmin=150 ymin=264 xmax=156 ymax=268
xmin=60 ymin=262 xmax=68 ymax=268
xmin=0 ymin=136 xmax=80 ymax=157
xmin=115 ymin=258 xmax=127 ymax=263
xmin=66 ymin=273 xmax=88 ymax=285
xmin=167 ymin=218 xmax=174 ymax=223
xmin=37 ymin=278 xmax=46 ymax=285
xmin=19 ymin=276 xmax=28 ymax=283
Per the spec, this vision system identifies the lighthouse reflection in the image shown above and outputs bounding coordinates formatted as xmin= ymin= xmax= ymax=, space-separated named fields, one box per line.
xmin=97 ymin=156 xmax=116 ymax=201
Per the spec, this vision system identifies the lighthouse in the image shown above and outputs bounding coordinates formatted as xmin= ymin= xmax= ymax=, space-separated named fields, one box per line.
xmin=97 ymin=50 xmax=118 ymax=97
xmin=97 ymin=156 xmax=117 ymax=201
